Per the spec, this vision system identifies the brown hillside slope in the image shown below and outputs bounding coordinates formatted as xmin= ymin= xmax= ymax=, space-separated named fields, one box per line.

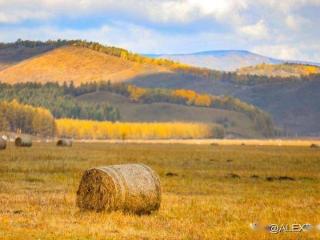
xmin=0 ymin=46 xmax=171 ymax=85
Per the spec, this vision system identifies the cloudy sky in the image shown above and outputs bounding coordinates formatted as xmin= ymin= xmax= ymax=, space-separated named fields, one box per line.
xmin=0 ymin=0 xmax=320 ymax=61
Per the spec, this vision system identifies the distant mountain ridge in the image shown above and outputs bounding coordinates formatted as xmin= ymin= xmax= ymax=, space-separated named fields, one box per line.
xmin=145 ymin=50 xmax=282 ymax=71
xmin=146 ymin=50 xmax=320 ymax=71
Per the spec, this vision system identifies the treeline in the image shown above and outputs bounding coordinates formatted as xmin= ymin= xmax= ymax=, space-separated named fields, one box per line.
xmin=0 ymin=39 xmax=71 ymax=49
xmin=212 ymin=70 xmax=320 ymax=85
xmin=71 ymin=40 xmax=218 ymax=78
xmin=0 ymin=81 xmax=275 ymax=136
xmin=0 ymin=99 xmax=224 ymax=139
xmin=56 ymin=119 xmax=224 ymax=139
xmin=0 ymin=82 xmax=120 ymax=121
xmin=0 ymin=100 xmax=55 ymax=136
xmin=68 ymin=81 xmax=275 ymax=137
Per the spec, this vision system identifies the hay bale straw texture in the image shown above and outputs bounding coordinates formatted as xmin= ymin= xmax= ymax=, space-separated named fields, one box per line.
xmin=76 ymin=164 xmax=161 ymax=214
xmin=15 ymin=136 xmax=32 ymax=147
xmin=57 ymin=139 xmax=72 ymax=147
xmin=0 ymin=138 xmax=6 ymax=150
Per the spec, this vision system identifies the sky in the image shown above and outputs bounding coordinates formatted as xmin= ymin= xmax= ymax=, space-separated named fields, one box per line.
xmin=0 ymin=0 xmax=320 ymax=62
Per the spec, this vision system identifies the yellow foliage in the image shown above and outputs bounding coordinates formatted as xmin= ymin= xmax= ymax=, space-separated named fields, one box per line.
xmin=0 ymin=100 xmax=55 ymax=136
xmin=56 ymin=119 xmax=221 ymax=139
xmin=238 ymin=63 xmax=320 ymax=77
xmin=194 ymin=94 xmax=212 ymax=107
xmin=173 ymin=89 xmax=197 ymax=104
xmin=303 ymin=65 xmax=318 ymax=74
xmin=173 ymin=89 xmax=213 ymax=107
xmin=127 ymin=85 xmax=147 ymax=102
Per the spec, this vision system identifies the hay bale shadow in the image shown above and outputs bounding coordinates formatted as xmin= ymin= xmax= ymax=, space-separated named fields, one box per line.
xmin=57 ymin=139 xmax=73 ymax=147
xmin=278 ymin=176 xmax=295 ymax=181
xmin=165 ymin=172 xmax=178 ymax=177
xmin=226 ymin=173 xmax=240 ymax=179
xmin=266 ymin=176 xmax=295 ymax=182
xmin=250 ymin=175 xmax=259 ymax=179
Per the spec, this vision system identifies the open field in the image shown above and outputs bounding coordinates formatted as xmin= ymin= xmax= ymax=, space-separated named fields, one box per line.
xmin=73 ymin=139 xmax=320 ymax=146
xmin=0 ymin=143 xmax=319 ymax=239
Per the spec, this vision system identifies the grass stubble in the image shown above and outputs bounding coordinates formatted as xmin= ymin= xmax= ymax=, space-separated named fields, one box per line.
xmin=0 ymin=142 xmax=319 ymax=239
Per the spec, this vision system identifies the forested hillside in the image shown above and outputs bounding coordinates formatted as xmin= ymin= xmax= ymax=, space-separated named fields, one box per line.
xmin=0 ymin=83 xmax=120 ymax=121
xmin=133 ymin=71 xmax=320 ymax=136
xmin=0 ymin=82 xmax=276 ymax=138
xmin=72 ymin=81 xmax=274 ymax=136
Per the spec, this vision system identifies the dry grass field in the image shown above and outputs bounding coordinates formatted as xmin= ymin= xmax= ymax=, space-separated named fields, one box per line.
xmin=0 ymin=142 xmax=319 ymax=239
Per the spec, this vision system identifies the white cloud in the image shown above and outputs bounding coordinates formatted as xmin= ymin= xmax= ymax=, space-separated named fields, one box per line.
xmin=0 ymin=0 xmax=318 ymax=25
xmin=285 ymin=15 xmax=309 ymax=30
xmin=256 ymin=0 xmax=320 ymax=12
xmin=0 ymin=0 xmax=319 ymax=61
xmin=239 ymin=20 xmax=269 ymax=39
xmin=252 ymin=44 xmax=301 ymax=60
xmin=165 ymin=0 xmax=248 ymax=21
xmin=0 ymin=0 xmax=249 ymax=24
xmin=0 ymin=10 xmax=50 ymax=23
xmin=252 ymin=42 xmax=320 ymax=62
xmin=0 ymin=22 xmax=235 ymax=54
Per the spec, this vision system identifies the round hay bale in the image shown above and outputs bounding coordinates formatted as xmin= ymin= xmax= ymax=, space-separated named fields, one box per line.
xmin=76 ymin=164 xmax=161 ymax=214
xmin=56 ymin=139 xmax=72 ymax=147
xmin=0 ymin=138 xmax=6 ymax=150
xmin=15 ymin=136 xmax=32 ymax=147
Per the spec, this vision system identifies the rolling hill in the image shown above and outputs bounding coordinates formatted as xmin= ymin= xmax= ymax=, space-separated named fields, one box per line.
xmin=148 ymin=50 xmax=282 ymax=71
xmin=132 ymin=73 xmax=320 ymax=136
xmin=77 ymin=91 xmax=268 ymax=138
xmin=0 ymin=46 xmax=171 ymax=85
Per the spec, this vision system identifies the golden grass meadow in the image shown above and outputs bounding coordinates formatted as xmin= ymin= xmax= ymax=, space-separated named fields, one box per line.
xmin=0 ymin=142 xmax=319 ymax=240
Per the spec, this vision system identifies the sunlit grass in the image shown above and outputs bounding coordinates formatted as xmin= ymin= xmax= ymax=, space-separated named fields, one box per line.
xmin=0 ymin=143 xmax=319 ymax=239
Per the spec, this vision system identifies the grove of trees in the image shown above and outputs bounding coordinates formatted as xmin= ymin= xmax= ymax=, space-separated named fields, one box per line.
xmin=56 ymin=119 xmax=224 ymax=139
xmin=0 ymin=100 xmax=55 ymax=136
